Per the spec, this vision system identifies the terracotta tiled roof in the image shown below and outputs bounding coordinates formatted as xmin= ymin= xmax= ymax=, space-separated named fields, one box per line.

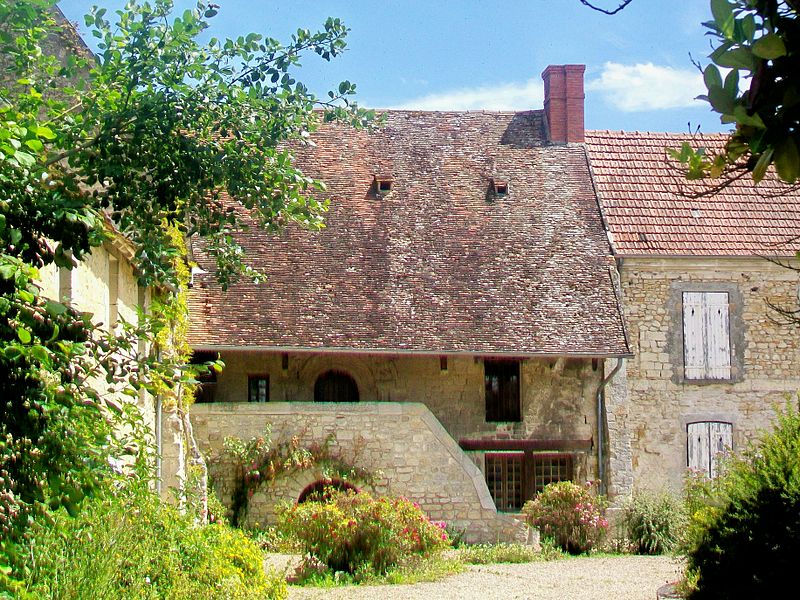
xmin=187 ymin=111 xmax=630 ymax=356
xmin=585 ymin=130 xmax=800 ymax=256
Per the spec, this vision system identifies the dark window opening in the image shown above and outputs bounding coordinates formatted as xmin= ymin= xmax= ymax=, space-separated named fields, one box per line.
xmin=190 ymin=350 xmax=218 ymax=403
xmin=248 ymin=375 xmax=269 ymax=403
xmin=490 ymin=178 xmax=509 ymax=198
xmin=486 ymin=452 xmax=574 ymax=512
xmin=373 ymin=176 xmax=393 ymax=196
xmin=485 ymin=359 xmax=520 ymax=422
xmin=314 ymin=370 xmax=360 ymax=402
xmin=297 ymin=479 xmax=360 ymax=503
xmin=440 ymin=356 xmax=448 ymax=372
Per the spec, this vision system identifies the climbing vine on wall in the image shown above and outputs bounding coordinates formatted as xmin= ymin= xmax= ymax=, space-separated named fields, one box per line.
xmin=215 ymin=426 xmax=376 ymax=527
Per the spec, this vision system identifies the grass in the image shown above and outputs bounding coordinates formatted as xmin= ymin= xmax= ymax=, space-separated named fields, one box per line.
xmin=285 ymin=542 xmax=564 ymax=588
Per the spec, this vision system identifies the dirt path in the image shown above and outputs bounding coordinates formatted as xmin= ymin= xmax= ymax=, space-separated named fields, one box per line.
xmin=286 ymin=555 xmax=682 ymax=600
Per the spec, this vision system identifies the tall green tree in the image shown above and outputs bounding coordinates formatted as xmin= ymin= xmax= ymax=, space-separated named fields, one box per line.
xmin=0 ymin=0 xmax=370 ymax=583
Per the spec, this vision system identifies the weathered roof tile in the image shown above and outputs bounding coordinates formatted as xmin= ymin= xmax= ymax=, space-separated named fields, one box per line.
xmin=188 ymin=111 xmax=630 ymax=355
xmin=585 ymin=130 xmax=800 ymax=256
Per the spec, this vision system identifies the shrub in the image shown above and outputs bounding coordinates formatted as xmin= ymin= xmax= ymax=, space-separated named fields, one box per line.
xmin=20 ymin=487 xmax=286 ymax=600
xmin=685 ymin=406 xmax=800 ymax=599
xmin=277 ymin=490 xmax=449 ymax=576
xmin=458 ymin=543 xmax=541 ymax=564
xmin=523 ymin=481 xmax=608 ymax=554
xmin=621 ymin=490 xmax=686 ymax=555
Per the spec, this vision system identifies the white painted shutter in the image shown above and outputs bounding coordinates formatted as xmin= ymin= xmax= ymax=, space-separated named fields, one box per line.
xmin=687 ymin=422 xmax=710 ymax=474
xmin=683 ymin=292 xmax=706 ymax=379
xmin=687 ymin=421 xmax=733 ymax=478
xmin=709 ymin=421 xmax=733 ymax=478
xmin=683 ymin=292 xmax=731 ymax=379
xmin=704 ymin=293 xmax=731 ymax=379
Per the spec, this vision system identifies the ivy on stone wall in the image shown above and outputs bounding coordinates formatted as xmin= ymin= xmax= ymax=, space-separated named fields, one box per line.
xmin=214 ymin=426 xmax=376 ymax=527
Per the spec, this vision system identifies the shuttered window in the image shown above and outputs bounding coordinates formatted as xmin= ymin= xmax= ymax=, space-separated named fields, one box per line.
xmin=683 ymin=292 xmax=731 ymax=380
xmin=687 ymin=421 xmax=733 ymax=478
xmin=485 ymin=360 xmax=521 ymax=422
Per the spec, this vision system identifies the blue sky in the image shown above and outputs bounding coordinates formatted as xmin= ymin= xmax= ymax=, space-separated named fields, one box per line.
xmin=57 ymin=0 xmax=728 ymax=133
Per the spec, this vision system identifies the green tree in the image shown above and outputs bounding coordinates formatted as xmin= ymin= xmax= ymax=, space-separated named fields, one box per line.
xmin=0 ymin=0 xmax=370 ymax=584
xmin=673 ymin=1 xmax=799 ymax=184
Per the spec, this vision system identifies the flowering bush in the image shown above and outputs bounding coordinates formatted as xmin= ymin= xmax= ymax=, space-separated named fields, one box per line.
xmin=277 ymin=490 xmax=450 ymax=575
xmin=523 ymin=481 xmax=608 ymax=554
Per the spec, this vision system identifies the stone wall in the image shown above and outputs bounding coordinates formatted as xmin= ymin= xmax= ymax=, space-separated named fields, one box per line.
xmin=207 ymin=352 xmax=598 ymax=460
xmin=612 ymin=257 xmax=800 ymax=492
xmin=40 ymin=242 xmax=156 ymax=442
xmin=191 ymin=402 xmax=529 ymax=543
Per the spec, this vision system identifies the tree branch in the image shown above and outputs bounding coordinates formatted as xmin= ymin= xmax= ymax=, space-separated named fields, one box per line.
xmin=578 ymin=0 xmax=635 ymax=15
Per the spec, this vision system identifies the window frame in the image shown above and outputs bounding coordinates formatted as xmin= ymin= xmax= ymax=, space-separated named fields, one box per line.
xmin=687 ymin=420 xmax=733 ymax=478
xmin=247 ymin=374 xmax=270 ymax=403
xmin=682 ymin=291 xmax=731 ymax=381
xmin=484 ymin=451 xmax=574 ymax=513
xmin=484 ymin=359 xmax=521 ymax=422
xmin=668 ymin=282 xmax=743 ymax=385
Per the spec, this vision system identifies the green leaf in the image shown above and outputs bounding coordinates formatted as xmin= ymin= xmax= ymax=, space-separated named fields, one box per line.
xmin=774 ymin=138 xmax=799 ymax=183
xmin=30 ymin=345 xmax=50 ymax=364
xmin=24 ymin=138 xmax=43 ymax=152
xmin=14 ymin=150 xmax=36 ymax=167
xmin=704 ymin=65 xmax=723 ymax=91
xmin=714 ymin=47 xmax=755 ymax=70
xmin=752 ymin=148 xmax=774 ymax=183
xmin=45 ymin=299 xmax=69 ymax=317
xmin=711 ymin=0 xmax=735 ymax=38
xmin=751 ymin=33 xmax=787 ymax=60
xmin=34 ymin=125 xmax=56 ymax=140
xmin=16 ymin=327 xmax=31 ymax=344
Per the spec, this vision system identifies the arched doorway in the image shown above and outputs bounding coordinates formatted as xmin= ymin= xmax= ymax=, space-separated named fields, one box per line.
xmin=297 ymin=479 xmax=360 ymax=503
xmin=314 ymin=370 xmax=359 ymax=402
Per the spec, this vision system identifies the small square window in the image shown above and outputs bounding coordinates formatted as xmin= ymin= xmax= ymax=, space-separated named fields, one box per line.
xmin=490 ymin=178 xmax=509 ymax=198
xmin=373 ymin=175 xmax=393 ymax=197
xmin=248 ymin=375 xmax=269 ymax=403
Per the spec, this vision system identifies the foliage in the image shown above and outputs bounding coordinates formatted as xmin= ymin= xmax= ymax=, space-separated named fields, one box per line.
xmin=621 ymin=489 xmax=686 ymax=555
xmin=215 ymin=426 xmax=375 ymax=526
xmin=674 ymin=1 xmax=800 ymax=184
xmin=277 ymin=490 xmax=450 ymax=577
xmin=456 ymin=542 xmax=546 ymax=564
xmin=523 ymin=481 xmax=609 ymax=555
xmin=17 ymin=485 xmax=286 ymax=600
xmin=683 ymin=405 xmax=800 ymax=599
xmin=1 ymin=0 xmax=369 ymax=582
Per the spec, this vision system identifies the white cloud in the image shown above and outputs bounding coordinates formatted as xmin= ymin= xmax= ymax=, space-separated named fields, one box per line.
xmin=393 ymin=79 xmax=543 ymax=111
xmin=587 ymin=62 xmax=704 ymax=112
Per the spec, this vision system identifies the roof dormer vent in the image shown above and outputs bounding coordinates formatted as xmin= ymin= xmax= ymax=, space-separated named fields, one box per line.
xmin=489 ymin=178 xmax=509 ymax=200
xmin=373 ymin=175 xmax=393 ymax=197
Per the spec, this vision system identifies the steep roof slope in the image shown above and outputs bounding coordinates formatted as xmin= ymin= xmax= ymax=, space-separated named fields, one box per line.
xmin=585 ymin=130 xmax=800 ymax=257
xmin=188 ymin=111 xmax=629 ymax=356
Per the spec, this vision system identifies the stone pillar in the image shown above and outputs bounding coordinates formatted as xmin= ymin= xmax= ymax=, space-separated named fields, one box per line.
xmin=604 ymin=358 xmax=634 ymax=502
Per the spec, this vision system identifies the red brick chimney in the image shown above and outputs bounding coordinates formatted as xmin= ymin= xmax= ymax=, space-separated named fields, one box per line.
xmin=541 ymin=64 xmax=585 ymax=144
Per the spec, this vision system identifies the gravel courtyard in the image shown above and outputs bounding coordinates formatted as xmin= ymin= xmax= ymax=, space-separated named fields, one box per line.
xmin=287 ymin=555 xmax=683 ymax=600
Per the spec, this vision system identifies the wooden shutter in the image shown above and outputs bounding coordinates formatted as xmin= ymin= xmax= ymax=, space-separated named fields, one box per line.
xmin=683 ymin=292 xmax=730 ymax=380
xmin=709 ymin=421 xmax=733 ymax=478
xmin=688 ymin=421 xmax=732 ymax=477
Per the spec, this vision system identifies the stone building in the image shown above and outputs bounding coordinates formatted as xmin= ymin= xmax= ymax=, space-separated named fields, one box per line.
xmin=584 ymin=130 xmax=800 ymax=494
xmin=186 ymin=65 xmax=632 ymax=540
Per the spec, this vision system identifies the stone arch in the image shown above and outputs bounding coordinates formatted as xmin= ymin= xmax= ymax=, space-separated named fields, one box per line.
xmin=314 ymin=370 xmax=360 ymax=402
xmin=297 ymin=478 xmax=360 ymax=503
xmin=297 ymin=354 xmax=378 ymax=401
